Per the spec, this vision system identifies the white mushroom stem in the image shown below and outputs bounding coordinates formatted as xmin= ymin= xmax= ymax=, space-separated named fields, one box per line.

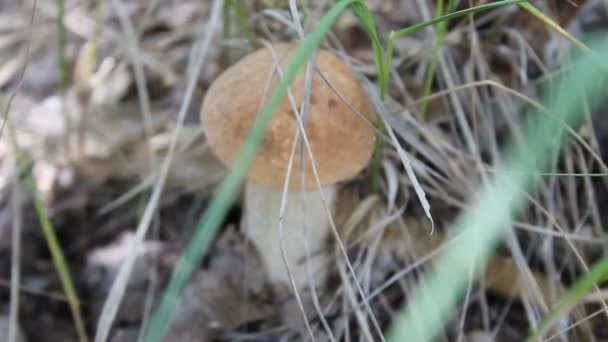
xmin=243 ymin=182 xmax=336 ymax=291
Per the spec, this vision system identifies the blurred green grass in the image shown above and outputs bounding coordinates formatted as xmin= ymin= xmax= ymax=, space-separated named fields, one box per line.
xmin=386 ymin=34 xmax=608 ymax=342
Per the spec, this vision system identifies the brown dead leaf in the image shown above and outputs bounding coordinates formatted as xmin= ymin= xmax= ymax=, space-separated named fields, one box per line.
xmin=334 ymin=186 xmax=564 ymax=305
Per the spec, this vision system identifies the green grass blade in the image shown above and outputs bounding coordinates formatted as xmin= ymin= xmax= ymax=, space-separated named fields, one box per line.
xmin=419 ymin=0 xmax=456 ymax=117
xmin=4 ymin=126 xmax=89 ymax=342
xmin=348 ymin=2 xmax=386 ymax=193
xmin=221 ymin=0 xmax=256 ymax=68
xmin=386 ymin=34 xmax=608 ymax=342
xmin=142 ymin=1 xmax=357 ymax=341
xmin=392 ymin=0 xmax=528 ymax=39
xmin=350 ymin=2 xmax=386 ymax=92
xmin=1 ymin=53 xmax=88 ymax=341
xmin=527 ymin=256 xmax=608 ymax=341
xmin=234 ymin=0 xmax=256 ymax=48
xmin=23 ymin=158 xmax=89 ymax=342
xmin=519 ymin=2 xmax=591 ymax=52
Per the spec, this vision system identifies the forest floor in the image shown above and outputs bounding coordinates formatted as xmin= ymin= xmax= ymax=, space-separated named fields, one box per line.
xmin=1 ymin=0 xmax=608 ymax=341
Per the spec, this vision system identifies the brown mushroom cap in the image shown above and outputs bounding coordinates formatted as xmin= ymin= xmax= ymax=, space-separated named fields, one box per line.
xmin=201 ymin=43 xmax=376 ymax=191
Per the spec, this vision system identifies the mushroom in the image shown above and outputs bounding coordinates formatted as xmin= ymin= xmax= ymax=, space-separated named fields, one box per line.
xmin=200 ymin=43 xmax=376 ymax=307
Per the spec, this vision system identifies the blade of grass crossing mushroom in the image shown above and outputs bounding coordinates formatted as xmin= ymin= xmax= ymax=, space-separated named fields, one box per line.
xmin=279 ymin=129 xmax=316 ymax=340
xmin=277 ymin=4 xmax=337 ymax=335
xmin=264 ymin=38 xmax=369 ymax=340
xmin=284 ymin=12 xmax=320 ymax=325
xmin=261 ymin=40 xmax=317 ymax=340
xmin=93 ymin=1 xmax=225 ymax=341
xmin=385 ymin=35 xmax=608 ymax=342
xmin=143 ymin=1 xmax=360 ymax=341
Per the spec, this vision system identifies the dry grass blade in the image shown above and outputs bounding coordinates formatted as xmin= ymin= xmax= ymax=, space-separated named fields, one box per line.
xmin=0 ymin=48 xmax=30 ymax=91
xmin=270 ymin=5 xmax=336 ymax=334
xmin=93 ymin=1 xmax=224 ymax=341
xmin=8 ymin=127 xmax=23 ymax=342
xmin=0 ymin=278 xmax=68 ymax=302
xmin=278 ymin=129 xmax=316 ymax=339
xmin=0 ymin=0 xmax=37 ymax=143
xmin=2 ymin=1 xmax=87 ymax=342
xmin=262 ymin=41 xmax=315 ymax=339
xmin=364 ymin=79 xmax=434 ymax=232
xmin=263 ymin=39 xmax=382 ymax=340
xmin=110 ymin=0 xmax=157 ymax=171
xmin=543 ymin=307 xmax=605 ymax=341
